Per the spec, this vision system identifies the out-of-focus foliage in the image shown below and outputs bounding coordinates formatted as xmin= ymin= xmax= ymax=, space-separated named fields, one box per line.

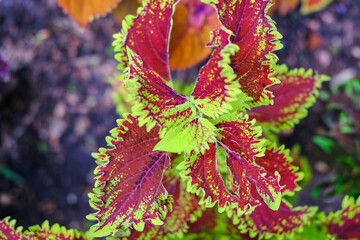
xmin=268 ymin=0 xmax=333 ymax=15
xmin=57 ymin=0 xmax=121 ymax=26
xmin=312 ymin=77 xmax=360 ymax=198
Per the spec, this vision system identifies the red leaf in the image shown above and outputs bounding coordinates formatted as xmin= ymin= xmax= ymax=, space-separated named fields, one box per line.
xmin=0 ymin=218 xmax=27 ymax=240
xmin=209 ymin=0 xmax=282 ymax=106
xmin=191 ymin=45 xmax=247 ymax=118
xmin=301 ymin=0 xmax=333 ymax=14
xmin=215 ymin=113 xmax=264 ymax=162
xmin=114 ymin=0 xmax=179 ymax=82
xmin=87 ymin=115 xmax=171 ymax=237
xmin=225 ymin=148 xmax=281 ymax=212
xmin=128 ymin=52 xmax=196 ymax=132
xmin=127 ymin=176 xmax=202 ymax=239
xmin=215 ymin=113 xmax=281 ymax=211
xmin=255 ymin=144 xmax=303 ymax=195
xmin=180 ymin=143 xmax=240 ymax=211
xmin=327 ymin=196 xmax=360 ymax=239
xmin=234 ymin=199 xmax=315 ymax=238
xmin=248 ymin=65 xmax=329 ymax=131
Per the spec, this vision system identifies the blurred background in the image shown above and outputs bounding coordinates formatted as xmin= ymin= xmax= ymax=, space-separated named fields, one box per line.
xmin=0 ymin=0 xmax=359 ymax=232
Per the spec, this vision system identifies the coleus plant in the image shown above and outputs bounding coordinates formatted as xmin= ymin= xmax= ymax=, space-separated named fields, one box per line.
xmin=2 ymin=0 xmax=360 ymax=240
xmin=90 ymin=0 xmax=331 ymax=238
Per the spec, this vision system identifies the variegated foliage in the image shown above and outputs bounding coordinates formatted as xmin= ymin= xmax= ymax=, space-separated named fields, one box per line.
xmin=88 ymin=0 xmax=330 ymax=239
xmin=0 ymin=218 xmax=87 ymax=240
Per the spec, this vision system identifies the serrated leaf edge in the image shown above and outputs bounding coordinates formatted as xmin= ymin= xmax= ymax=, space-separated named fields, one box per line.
xmin=261 ymin=141 xmax=304 ymax=197
xmin=233 ymin=202 xmax=318 ymax=240
xmin=87 ymin=114 xmax=169 ymax=237
xmin=261 ymin=64 xmax=330 ymax=132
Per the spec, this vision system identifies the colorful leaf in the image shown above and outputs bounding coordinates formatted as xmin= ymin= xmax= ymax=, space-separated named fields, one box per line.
xmin=87 ymin=114 xmax=171 ymax=237
xmin=126 ymin=176 xmax=202 ymax=239
xmin=109 ymin=73 xmax=133 ymax=116
xmin=292 ymin=214 xmax=329 ymax=240
xmin=205 ymin=0 xmax=283 ymax=106
xmin=248 ymin=65 xmax=330 ymax=131
xmin=112 ymin=0 xmax=141 ymax=24
xmin=57 ymin=0 xmax=121 ymax=27
xmin=184 ymin=208 xmax=245 ymax=240
xmin=126 ymin=51 xmax=196 ymax=133
xmin=268 ymin=0 xmax=300 ymax=16
xmin=113 ymin=0 xmax=179 ymax=82
xmin=178 ymin=143 xmax=240 ymax=212
xmin=224 ymin=147 xmax=281 ymax=212
xmin=169 ymin=0 xmax=221 ymax=71
xmin=25 ymin=221 xmax=87 ymax=240
xmin=215 ymin=113 xmax=281 ymax=211
xmin=301 ymin=0 xmax=333 ymax=14
xmin=255 ymin=143 xmax=303 ymax=196
xmin=0 ymin=217 xmax=27 ymax=240
xmin=234 ymin=199 xmax=316 ymax=239
xmin=154 ymin=117 xmax=217 ymax=154
xmin=0 ymin=217 xmax=86 ymax=240
xmin=214 ymin=113 xmax=265 ymax=161
xmin=191 ymin=43 xmax=250 ymax=118
xmin=327 ymin=195 xmax=360 ymax=239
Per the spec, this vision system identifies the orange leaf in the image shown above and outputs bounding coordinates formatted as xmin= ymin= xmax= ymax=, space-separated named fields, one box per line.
xmin=58 ymin=0 xmax=121 ymax=27
xmin=169 ymin=0 xmax=221 ymax=71
xmin=271 ymin=0 xmax=300 ymax=15
xmin=112 ymin=0 xmax=141 ymax=24
xmin=301 ymin=0 xmax=333 ymax=14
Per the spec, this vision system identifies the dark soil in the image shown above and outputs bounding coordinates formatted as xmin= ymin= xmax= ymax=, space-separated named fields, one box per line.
xmin=0 ymin=0 xmax=359 ymax=233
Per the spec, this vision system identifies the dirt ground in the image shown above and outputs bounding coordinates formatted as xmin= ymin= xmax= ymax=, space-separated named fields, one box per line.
xmin=0 ymin=0 xmax=359 ymax=233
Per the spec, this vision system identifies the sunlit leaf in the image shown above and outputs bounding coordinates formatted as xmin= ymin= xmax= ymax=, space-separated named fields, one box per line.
xmin=204 ymin=0 xmax=283 ymax=106
xmin=248 ymin=65 xmax=330 ymax=131
xmin=87 ymin=114 xmax=171 ymax=237
xmin=126 ymin=51 xmax=196 ymax=133
xmin=191 ymin=44 xmax=250 ymax=118
xmin=113 ymin=0 xmax=179 ymax=81
xmin=169 ymin=0 xmax=221 ymax=71
xmin=301 ymin=0 xmax=333 ymax=14
xmin=327 ymin=195 xmax=360 ymax=239
xmin=57 ymin=0 xmax=121 ymax=27
xmin=154 ymin=117 xmax=217 ymax=154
